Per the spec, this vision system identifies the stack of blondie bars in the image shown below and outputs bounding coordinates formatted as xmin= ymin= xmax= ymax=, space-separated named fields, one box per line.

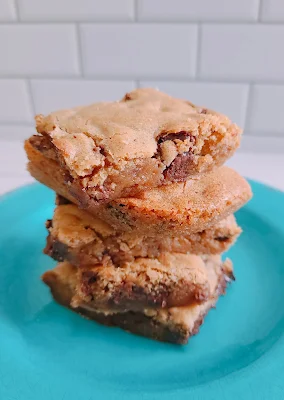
xmin=25 ymin=88 xmax=252 ymax=344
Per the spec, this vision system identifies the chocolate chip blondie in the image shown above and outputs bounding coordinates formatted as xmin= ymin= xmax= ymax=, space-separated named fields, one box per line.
xmin=25 ymin=88 xmax=241 ymax=206
xmin=66 ymin=253 xmax=213 ymax=311
xmin=24 ymin=140 xmax=251 ymax=234
xmin=42 ymin=255 xmax=233 ymax=344
xmin=45 ymin=202 xmax=241 ymax=266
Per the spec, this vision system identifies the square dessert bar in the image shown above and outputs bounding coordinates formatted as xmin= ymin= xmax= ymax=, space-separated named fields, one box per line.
xmin=42 ymin=256 xmax=233 ymax=344
xmin=24 ymin=139 xmax=252 ymax=235
xmin=100 ymin=166 xmax=252 ymax=234
xmin=60 ymin=253 xmax=216 ymax=312
xmin=25 ymin=88 xmax=242 ymax=206
xmin=45 ymin=202 xmax=241 ymax=266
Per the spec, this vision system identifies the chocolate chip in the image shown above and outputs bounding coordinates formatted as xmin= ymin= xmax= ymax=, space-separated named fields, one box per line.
xmin=158 ymin=131 xmax=196 ymax=145
xmin=56 ymin=194 xmax=71 ymax=205
xmin=225 ymin=271 xmax=236 ymax=282
xmin=82 ymin=270 xmax=98 ymax=285
xmin=45 ymin=219 xmax=52 ymax=229
xmin=29 ymin=134 xmax=53 ymax=152
xmin=99 ymin=147 xmax=108 ymax=158
xmin=215 ymin=236 xmax=229 ymax=242
xmin=123 ymin=93 xmax=132 ymax=101
xmin=80 ymin=271 xmax=99 ymax=297
xmin=163 ymin=152 xmax=195 ymax=181
xmin=63 ymin=169 xmax=74 ymax=184
xmin=44 ymin=237 xmax=69 ymax=262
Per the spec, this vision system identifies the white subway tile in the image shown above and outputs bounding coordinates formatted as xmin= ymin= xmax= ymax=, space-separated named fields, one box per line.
xmin=248 ymin=85 xmax=284 ymax=134
xmin=138 ymin=0 xmax=259 ymax=21
xmin=31 ymin=79 xmax=136 ymax=115
xmin=0 ymin=80 xmax=33 ymax=122
xmin=200 ymin=24 xmax=284 ymax=81
xmin=0 ymin=125 xmax=34 ymax=141
xmin=140 ymin=81 xmax=248 ymax=126
xmin=0 ymin=0 xmax=17 ymax=21
xmin=80 ymin=24 xmax=197 ymax=78
xmin=18 ymin=0 xmax=134 ymax=21
xmin=261 ymin=0 xmax=284 ymax=21
xmin=0 ymin=25 xmax=79 ymax=76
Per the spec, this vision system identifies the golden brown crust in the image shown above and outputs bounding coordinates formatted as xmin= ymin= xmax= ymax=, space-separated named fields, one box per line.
xmin=42 ymin=256 xmax=232 ymax=344
xmin=104 ymin=166 xmax=252 ymax=233
xmin=45 ymin=203 xmax=241 ymax=265
xmin=25 ymin=140 xmax=251 ymax=235
xmin=27 ymin=88 xmax=241 ymax=203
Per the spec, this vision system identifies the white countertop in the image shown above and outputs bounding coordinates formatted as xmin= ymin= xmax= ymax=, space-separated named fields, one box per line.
xmin=0 ymin=140 xmax=283 ymax=196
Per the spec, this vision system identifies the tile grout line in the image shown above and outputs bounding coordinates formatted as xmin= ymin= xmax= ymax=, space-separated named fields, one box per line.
xmin=242 ymin=84 xmax=251 ymax=130
xmin=1 ymin=75 xmax=284 ymax=86
xmin=195 ymin=23 xmax=202 ymax=79
xmin=13 ymin=0 xmax=20 ymax=20
xmin=243 ymin=84 xmax=254 ymax=132
xmin=133 ymin=0 xmax=139 ymax=87
xmin=258 ymin=0 xmax=263 ymax=21
xmin=26 ymin=79 xmax=36 ymax=119
xmin=0 ymin=20 xmax=283 ymax=25
xmin=75 ymin=23 xmax=84 ymax=77
xmin=0 ymin=121 xmax=34 ymax=127
xmin=1 ymin=75 xmax=284 ymax=85
xmin=133 ymin=0 xmax=138 ymax=21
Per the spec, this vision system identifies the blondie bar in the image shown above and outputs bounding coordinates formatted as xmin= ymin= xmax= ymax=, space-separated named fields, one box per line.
xmin=42 ymin=256 xmax=233 ymax=344
xmin=26 ymin=88 xmax=241 ymax=205
xmin=67 ymin=253 xmax=212 ymax=311
xmin=45 ymin=202 xmax=241 ymax=265
xmin=25 ymin=141 xmax=251 ymax=234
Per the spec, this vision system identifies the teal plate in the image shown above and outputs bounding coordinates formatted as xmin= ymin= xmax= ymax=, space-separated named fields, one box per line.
xmin=0 ymin=181 xmax=284 ymax=400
